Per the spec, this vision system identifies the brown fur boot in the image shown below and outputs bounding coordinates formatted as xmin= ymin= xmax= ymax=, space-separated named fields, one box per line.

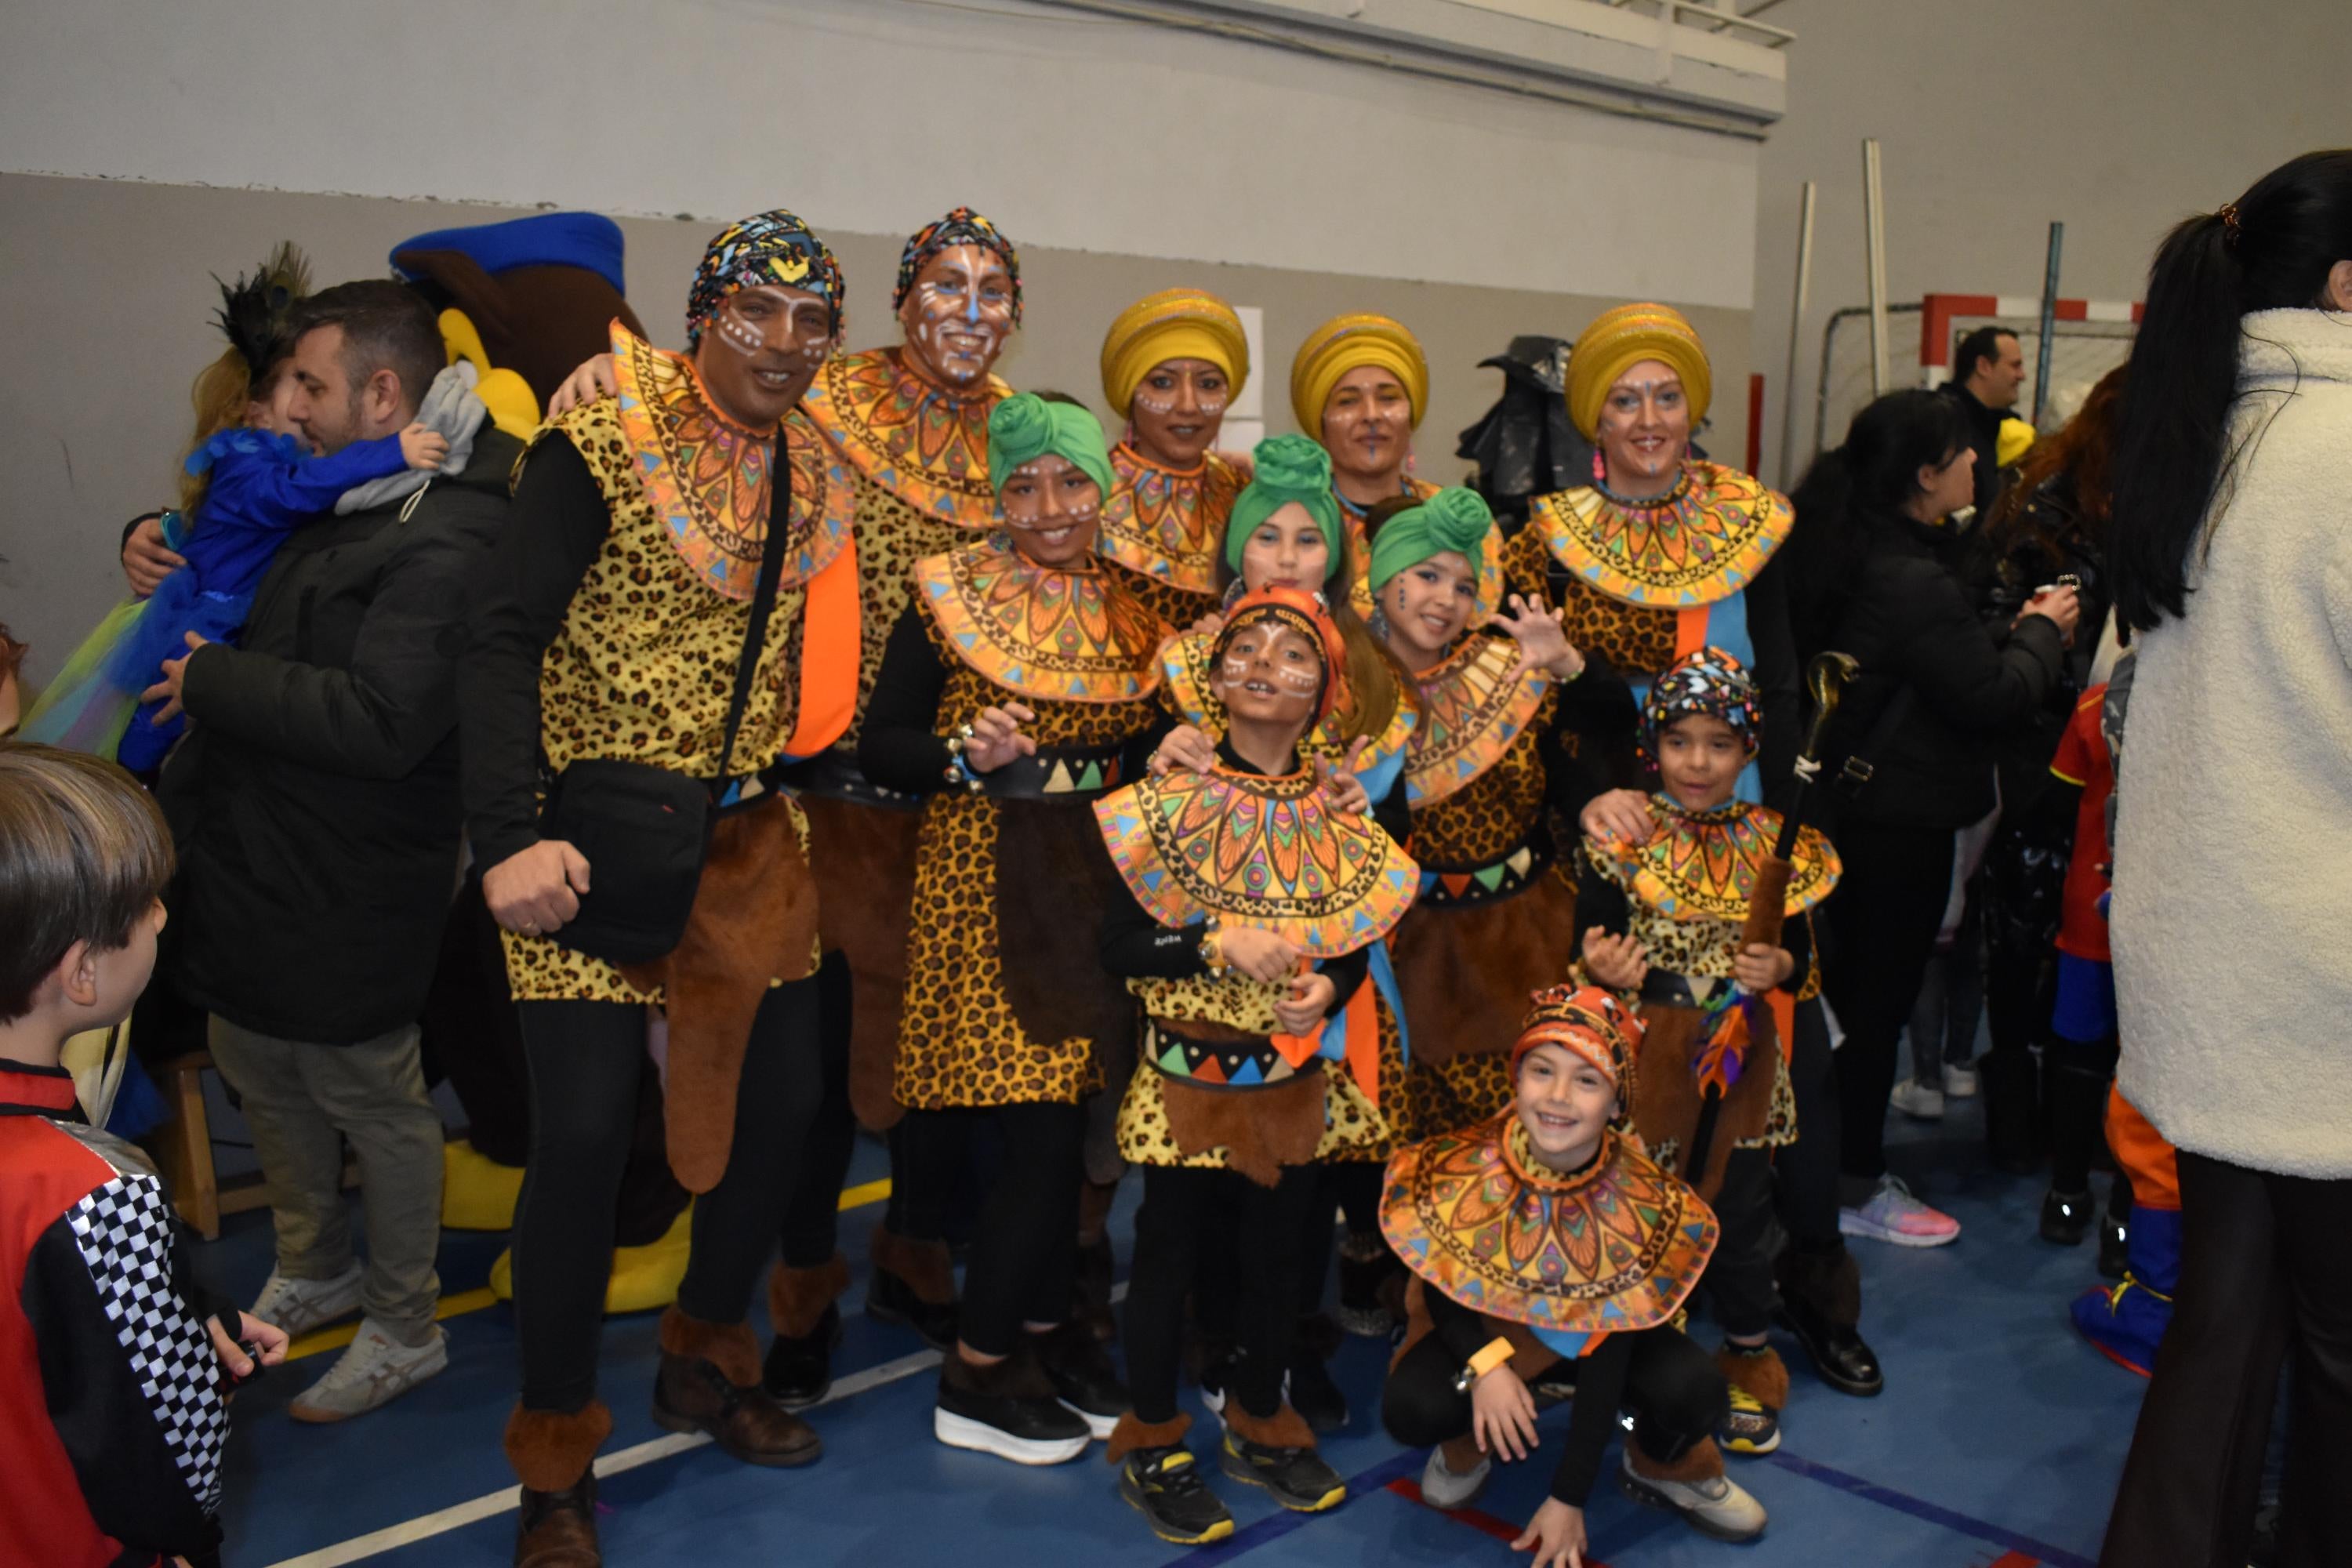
xmin=1105 ymin=1410 xmax=1192 ymax=1465
xmin=1716 ymin=1342 xmax=1791 ymax=1410
xmin=1628 ymin=1433 xmax=1726 ymax=1485
xmin=763 ymin=1255 xmax=849 ymax=1407
xmin=766 ymin=1254 xmax=849 ymax=1340
xmin=653 ymin=1305 xmax=822 ymax=1468
xmin=505 ymin=1402 xmax=612 ymax=1568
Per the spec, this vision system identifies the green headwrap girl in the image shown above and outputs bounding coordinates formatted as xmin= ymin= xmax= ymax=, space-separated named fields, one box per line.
xmin=1367 ymin=485 xmax=1495 ymax=598
xmin=1222 ymin=434 xmax=1343 ymax=574
xmin=988 ymin=391 xmax=1115 ymax=497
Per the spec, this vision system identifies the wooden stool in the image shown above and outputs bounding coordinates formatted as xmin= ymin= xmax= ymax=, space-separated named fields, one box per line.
xmin=148 ymin=1050 xmax=272 ymax=1242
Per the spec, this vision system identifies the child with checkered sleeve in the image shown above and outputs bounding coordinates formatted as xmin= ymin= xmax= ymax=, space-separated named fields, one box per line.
xmin=0 ymin=743 xmax=288 ymax=1568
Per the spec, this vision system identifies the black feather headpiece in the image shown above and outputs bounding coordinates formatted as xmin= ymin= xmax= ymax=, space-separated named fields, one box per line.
xmin=212 ymin=241 xmax=314 ymax=378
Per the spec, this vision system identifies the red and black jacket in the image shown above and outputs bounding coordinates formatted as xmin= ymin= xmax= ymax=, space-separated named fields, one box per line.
xmin=2 ymin=1058 xmax=235 ymax=1567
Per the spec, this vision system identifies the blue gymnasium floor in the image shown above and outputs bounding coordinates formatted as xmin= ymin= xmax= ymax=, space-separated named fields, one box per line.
xmin=194 ymin=1097 xmax=2144 ymax=1568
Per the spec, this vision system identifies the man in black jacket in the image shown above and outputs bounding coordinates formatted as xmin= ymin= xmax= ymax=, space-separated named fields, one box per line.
xmin=1938 ymin=325 xmax=2026 ymax=518
xmin=151 ymin=279 xmax=517 ymax=1422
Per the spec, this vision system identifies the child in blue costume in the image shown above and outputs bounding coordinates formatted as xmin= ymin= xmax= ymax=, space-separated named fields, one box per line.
xmin=23 ymin=248 xmax=444 ymax=771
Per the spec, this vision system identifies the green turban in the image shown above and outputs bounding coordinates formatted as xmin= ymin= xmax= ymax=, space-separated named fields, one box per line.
xmin=987 ymin=392 xmax=1114 ymax=499
xmin=1368 ymin=486 xmax=1496 ymax=596
xmin=1223 ymin=434 xmax=1342 ymax=574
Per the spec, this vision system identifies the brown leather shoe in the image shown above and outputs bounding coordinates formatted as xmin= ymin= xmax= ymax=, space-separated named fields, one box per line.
xmin=652 ymin=1348 xmax=824 ymax=1467
xmin=515 ymin=1472 xmax=600 ymax=1567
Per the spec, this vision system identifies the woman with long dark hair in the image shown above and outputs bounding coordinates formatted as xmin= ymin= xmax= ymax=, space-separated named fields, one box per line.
xmin=2100 ymin=150 xmax=2352 ymax=1568
xmin=1791 ymin=390 xmax=2076 ymax=1246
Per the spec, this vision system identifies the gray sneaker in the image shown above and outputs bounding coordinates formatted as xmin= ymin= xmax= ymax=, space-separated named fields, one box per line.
xmin=249 ymin=1262 xmax=364 ymax=1341
xmin=1419 ymin=1446 xmax=1491 ymax=1510
xmin=1620 ymin=1450 xmax=1768 ymax=1541
xmin=289 ymin=1319 xmax=448 ymax=1423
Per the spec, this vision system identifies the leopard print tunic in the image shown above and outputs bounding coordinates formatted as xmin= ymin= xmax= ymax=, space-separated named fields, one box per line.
xmin=838 ymin=467 xmax=975 ymax=750
xmin=500 ymin=399 xmax=817 ymax=1004
xmin=891 ymin=615 xmax=1161 ymax=1111
xmin=1503 ymin=527 xmax=1679 ymax=680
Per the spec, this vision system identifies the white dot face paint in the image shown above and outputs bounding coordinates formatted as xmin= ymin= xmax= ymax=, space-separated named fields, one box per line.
xmin=1127 ymin=358 xmax=1232 ymax=470
xmin=1272 ymin=662 xmax=1322 ymax=693
xmin=902 ymin=245 xmax=1014 ymax=387
xmin=712 ymin=291 xmax=837 ymax=371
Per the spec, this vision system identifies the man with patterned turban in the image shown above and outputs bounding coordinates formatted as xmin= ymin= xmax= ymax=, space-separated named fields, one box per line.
xmin=460 ymin=209 xmax=854 ymax=1566
xmin=1094 ymin=287 xmax=1253 ymax=626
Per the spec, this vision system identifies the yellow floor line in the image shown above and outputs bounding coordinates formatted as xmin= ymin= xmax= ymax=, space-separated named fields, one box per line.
xmin=277 ymin=1178 xmax=894 ymax=1363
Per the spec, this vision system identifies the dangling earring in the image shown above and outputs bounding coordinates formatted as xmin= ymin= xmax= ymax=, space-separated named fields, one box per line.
xmin=1221 ymin=578 xmax=1249 ymax=612
xmin=1591 ymin=450 xmax=1608 ymax=485
xmin=1368 ymin=603 xmax=1392 ymax=641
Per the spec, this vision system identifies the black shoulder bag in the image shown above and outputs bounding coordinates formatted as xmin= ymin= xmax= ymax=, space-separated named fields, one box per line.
xmin=537 ymin=488 xmax=789 ymax=967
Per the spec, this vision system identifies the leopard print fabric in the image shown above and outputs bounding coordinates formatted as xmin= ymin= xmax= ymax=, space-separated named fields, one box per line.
xmin=1409 ymin=704 xmax=1558 ymax=869
xmin=891 ymin=616 xmax=1160 ymax=1111
xmin=503 ymin=399 xmax=815 ymax=1005
xmin=1406 ymin=1051 xmax=1515 ymax=1137
xmin=1503 ymin=528 xmax=1678 ymax=679
xmin=836 ymin=466 xmax=978 ymax=751
xmin=1108 ymin=558 xmax=1220 ymax=633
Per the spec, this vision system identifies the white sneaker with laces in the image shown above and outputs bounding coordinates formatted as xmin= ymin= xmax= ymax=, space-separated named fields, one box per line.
xmin=1838 ymin=1174 xmax=1962 ymax=1248
xmin=1889 ymin=1080 xmax=1945 ymax=1120
xmin=288 ymin=1319 xmax=448 ymax=1423
xmin=249 ymin=1262 xmax=364 ymax=1341
xmin=1420 ymin=1446 xmax=1491 ymax=1510
xmin=1942 ymin=1061 xmax=1979 ymax=1098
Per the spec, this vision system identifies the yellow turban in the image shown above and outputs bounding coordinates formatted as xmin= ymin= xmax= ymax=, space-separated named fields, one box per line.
xmin=1290 ymin=313 xmax=1428 ymax=438
xmin=1563 ymin=302 xmax=1713 ymax=441
xmin=1099 ymin=289 xmax=1250 ymax=416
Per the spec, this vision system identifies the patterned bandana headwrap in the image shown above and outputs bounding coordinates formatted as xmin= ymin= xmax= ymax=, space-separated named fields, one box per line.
xmin=894 ymin=205 xmax=1023 ymax=326
xmin=1639 ymin=646 xmax=1761 ymax=769
xmin=1511 ymin=985 xmax=1643 ymax=1108
xmin=1216 ymin=586 xmax=1348 ymax=728
xmin=685 ymin=209 xmax=844 ymax=347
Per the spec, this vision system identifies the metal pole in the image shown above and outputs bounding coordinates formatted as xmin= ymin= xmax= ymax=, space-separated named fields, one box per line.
xmin=2032 ymin=220 xmax=2064 ymax=426
xmin=1863 ymin=139 xmax=1890 ymax=395
xmin=1777 ymin=180 xmax=1817 ymax=485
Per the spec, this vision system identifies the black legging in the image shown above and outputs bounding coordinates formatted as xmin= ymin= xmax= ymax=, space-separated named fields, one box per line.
xmin=1824 ymin=819 xmax=1958 ymax=1181
xmin=2102 ymin=1151 xmax=2352 ymax=1568
xmin=1704 ymin=1148 xmax=1777 ymax=1339
xmin=1292 ymin=1161 xmax=1385 ymax=1316
xmin=1385 ymin=1321 xmax=1722 ymax=1494
xmin=779 ymin=953 xmax=858 ymax=1269
xmin=1773 ymin=994 xmax=1845 ymax=1250
xmin=512 ymin=983 xmax=821 ymax=1412
xmin=896 ymin=1102 xmax=1086 ymax=1356
xmin=1127 ymin=1164 xmax=1322 ymax=1425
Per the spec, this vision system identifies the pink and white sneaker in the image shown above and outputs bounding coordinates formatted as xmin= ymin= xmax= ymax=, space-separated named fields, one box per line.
xmin=1838 ymin=1175 xmax=1961 ymax=1248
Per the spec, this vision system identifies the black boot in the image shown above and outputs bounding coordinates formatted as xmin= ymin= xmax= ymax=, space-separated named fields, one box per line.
xmin=2040 ymin=1188 xmax=2093 ymax=1246
xmin=1980 ymin=1048 xmax=2041 ymax=1177
xmin=2098 ymin=1170 xmax=2133 ymax=1281
xmin=1774 ymin=1245 xmax=1882 ymax=1398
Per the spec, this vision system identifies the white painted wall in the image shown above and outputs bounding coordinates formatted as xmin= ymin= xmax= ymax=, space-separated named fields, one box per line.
xmin=1751 ymin=0 xmax=2349 ymax=481
xmin=0 ymin=0 xmax=1760 ymax=307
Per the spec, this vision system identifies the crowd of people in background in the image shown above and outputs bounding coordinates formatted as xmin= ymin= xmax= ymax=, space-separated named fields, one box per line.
xmin=2 ymin=146 xmax=2348 ymax=1568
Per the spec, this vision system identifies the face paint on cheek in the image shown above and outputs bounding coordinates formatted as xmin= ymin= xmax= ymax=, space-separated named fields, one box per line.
xmin=1196 ymin=397 xmax=1229 ymax=416
xmin=1221 ymin=655 xmax=1255 ymax=682
xmin=713 ymin=307 xmax=765 ymax=358
xmin=1133 ymin=391 xmax=1178 ymax=415
xmin=1272 ymin=664 xmax=1322 ymax=692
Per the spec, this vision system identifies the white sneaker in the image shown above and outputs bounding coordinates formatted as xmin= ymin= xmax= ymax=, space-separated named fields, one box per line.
xmin=1889 ymin=1080 xmax=1945 ymax=1120
xmin=288 ymin=1319 xmax=448 ymax=1423
xmin=1620 ymin=1450 xmax=1767 ymax=1541
xmin=249 ymin=1263 xmax=363 ymax=1341
xmin=1942 ymin=1061 xmax=1979 ymax=1098
xmin=1420 ymin=1446 xmax=1491 ymax=1510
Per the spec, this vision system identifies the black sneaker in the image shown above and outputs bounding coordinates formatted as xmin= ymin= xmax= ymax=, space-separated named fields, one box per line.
xmin=760 ymin=1301 xmax=841 ymax=1410
xmin=1219 ymin=1430 xmax=1346 ymax=1512
xmin=1031 ymin=1321 xmax=1127 ymax=1439
xmin=1285 ymin=1342 xmax=1350 ymax=1435
xmin=2040 ymin=1188 xmax=2093 ymax=1246
xmin=935 ymin=1349 xmax=1091 ymax=1465
xmin=1120 ymin=1445 xmax=1236 ymax=1545
xmin=1335 ymin=1244 xmax=1402 ymax=1338
xmin=868 ymin=1265 xmax=960 ymax=1353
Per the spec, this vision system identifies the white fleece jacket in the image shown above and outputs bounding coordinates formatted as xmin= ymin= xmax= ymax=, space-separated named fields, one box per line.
xmin=2114 ymin=308 xmax=2352 ymax=1178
